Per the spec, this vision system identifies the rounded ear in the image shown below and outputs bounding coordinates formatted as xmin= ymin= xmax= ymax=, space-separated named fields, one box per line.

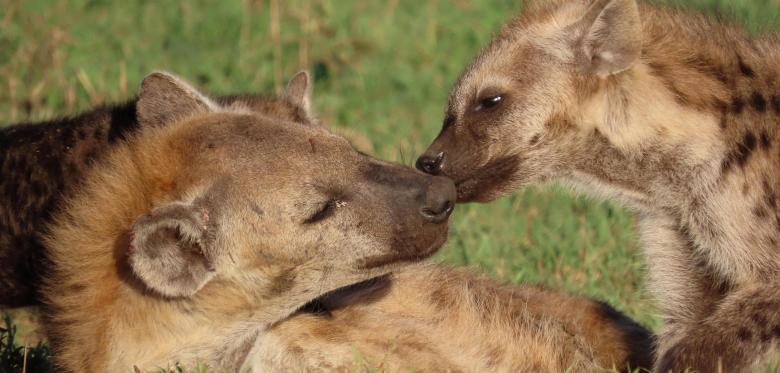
xmin=282 ymin=71 xmax=316 ymax=122
xmin=129 ymin=202 xmax=215 ymax=298
xmin=136 ymin=71 xmax=219 ymax=127
xmin=575 ymin=0 xmax=641 ymax=77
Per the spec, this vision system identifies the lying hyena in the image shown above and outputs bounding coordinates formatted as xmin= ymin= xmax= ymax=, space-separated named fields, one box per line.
xmin=41 ymin=71 xmax=455 ymax=371
xmin=41 ymin=71 xmax=653 ymax=372
xmin=0 ymin=74 xmax=313 ymax=307
xmin=263 ymin=263 xmax=654 ymax=372
xmin=417 ymin=0 xmax=780 ymax=371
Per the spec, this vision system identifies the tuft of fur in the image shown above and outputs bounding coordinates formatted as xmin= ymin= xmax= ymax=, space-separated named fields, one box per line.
xmin=419 ymin=0 xmax=780 ymax=371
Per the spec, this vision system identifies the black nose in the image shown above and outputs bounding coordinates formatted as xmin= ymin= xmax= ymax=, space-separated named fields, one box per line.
xmin=420 ymin=176 xmax=456 ymax=223
xmin=416 ymin=152 xmax=445 ymax=175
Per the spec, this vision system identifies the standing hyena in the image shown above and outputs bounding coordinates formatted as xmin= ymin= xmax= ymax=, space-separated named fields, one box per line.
xmin=417 ymin=0 xmax=780 ymax=371
xmin=0 ymin=76 xmax=314 ymax=307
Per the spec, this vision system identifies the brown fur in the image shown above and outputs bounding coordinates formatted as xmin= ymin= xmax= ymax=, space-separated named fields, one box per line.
xmin=260 ymin=263 xmax=654 ymax=372
xmin=41 ymin=72 xmax=453 ymax=372
xmin=418 ymin=0 xmax=780 ymax=371
xmin=39 ymin=71 xmax=653 ymax=372
xmin=0 ymin=79 xmax=315 ymax=307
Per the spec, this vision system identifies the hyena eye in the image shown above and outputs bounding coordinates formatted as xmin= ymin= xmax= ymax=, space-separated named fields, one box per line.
xmin=475 ymin=95 xmax=503 ymax=111
xmin=303 ymin=199 xmax=339 ymax=224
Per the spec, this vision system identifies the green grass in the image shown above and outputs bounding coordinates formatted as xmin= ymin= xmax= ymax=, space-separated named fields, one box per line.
xmin=2 ymin=0 xmax=780 ymax=370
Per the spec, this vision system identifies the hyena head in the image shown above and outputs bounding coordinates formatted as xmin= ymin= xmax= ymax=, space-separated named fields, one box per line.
xmin=127 ymin=71 xmax=456 ymax=301
xmin=418 ymin=0 xmax=678 ymax=203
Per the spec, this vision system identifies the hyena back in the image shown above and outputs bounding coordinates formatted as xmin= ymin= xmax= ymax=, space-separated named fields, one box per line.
xmin=418 ymin=0 xmax=780 ymax=371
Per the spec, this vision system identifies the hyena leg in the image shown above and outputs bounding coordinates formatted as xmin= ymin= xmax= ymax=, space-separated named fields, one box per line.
xmin=637 ymin=215 xmax=726 ymax=357
xmin=654 ymin=282 xmax=780 ymax=373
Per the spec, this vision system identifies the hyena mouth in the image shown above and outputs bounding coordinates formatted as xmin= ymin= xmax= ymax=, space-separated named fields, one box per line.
xmin=356 ymin=230 xmax=449 ymax=269
xmin=453 ymin=155 xmax=522 ymax=203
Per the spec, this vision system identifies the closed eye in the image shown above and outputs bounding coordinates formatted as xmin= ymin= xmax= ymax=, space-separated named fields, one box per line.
xmin=303 ymin=199 xmax=336 ymax=224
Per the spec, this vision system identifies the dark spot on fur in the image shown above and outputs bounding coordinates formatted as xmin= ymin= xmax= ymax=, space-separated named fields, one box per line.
xmin=754 ymin=205 xmax=768 ymax=218
xmin=760 ymin=131 xmax=771 ymax=150
xmin=771 ymin=95 xmax=780 ymax=114
xmin=250 ymin=202 xmax=264 ymax=217
xmin=737 ymin=328 xmax=753 ymax=341
xmin=739 ymin=57 xmax=755 ymax=77
xmin=529 ymin=134 xmax=540 ymax=145
xmin=735 ymin=132 xmax=757 ymax=167
xmin=732 ymin=97 xmax=745 ymax=114
xmin=430 ymin=286 xmax=455 ymax=311
xmin=67 ymin=282 xmax=87 ymax=293
xmin=751 ymin=312 xmax=768 ymax=326
xmin=268 ymin=269 xmax=296 ymax=296
xmin=751 ymin=92 xmax=767 ymax=113
xmin=722 ymin=132 xmax=758 ymax=173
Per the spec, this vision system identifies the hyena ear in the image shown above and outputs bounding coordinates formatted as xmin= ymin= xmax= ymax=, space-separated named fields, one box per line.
xmin=137 ymin=71 xmax=219 ymax=127
xmin=128 ymin=202 xmax=215 ymax=298
xmin=282 ymin=71 xmax=316 ymax=122
xmin=575 ymin=0 xmax=641 ymax=77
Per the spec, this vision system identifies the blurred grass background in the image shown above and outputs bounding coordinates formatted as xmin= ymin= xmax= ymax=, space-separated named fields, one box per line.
xmin=2 ymin=0 xmax=780 ymax=359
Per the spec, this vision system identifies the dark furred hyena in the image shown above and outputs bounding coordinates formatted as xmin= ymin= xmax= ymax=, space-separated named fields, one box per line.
xmin=417 ymin=0 xmax=780 ymax=371
xmin=0 ymin=79 xmax=314 ymax=307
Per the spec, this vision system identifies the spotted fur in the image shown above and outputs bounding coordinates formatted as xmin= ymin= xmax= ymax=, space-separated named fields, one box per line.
xmin=419 ymin=0 xmax=780 ymax=371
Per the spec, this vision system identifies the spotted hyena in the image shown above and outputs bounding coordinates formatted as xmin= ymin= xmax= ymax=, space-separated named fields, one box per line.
xmin=417 ymin=0 xmax=780 ymax=371
xmin=0 ymin=75 xmax=314 ymax=307
xmin=40 ymin=71 xmax=652 ymax=372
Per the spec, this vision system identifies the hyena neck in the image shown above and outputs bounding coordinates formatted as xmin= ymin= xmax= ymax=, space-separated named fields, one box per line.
xmin=568 ymin=14 xmax=780 ymax=283
xmin=568 ymin=62 xmax=726 ymax=214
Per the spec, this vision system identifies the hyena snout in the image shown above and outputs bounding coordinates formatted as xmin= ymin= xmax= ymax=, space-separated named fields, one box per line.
xmin=419 ymin=175 xmax=456 ymax=223
xmin=416 ymin=151 xmax=445 ymax=176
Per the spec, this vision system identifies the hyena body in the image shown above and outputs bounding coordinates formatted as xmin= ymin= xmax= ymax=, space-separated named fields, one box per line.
xmin=264 ymin=263 xmax=653 ymax=372
xmin=418 ymin=0 xmax=780 ymax=371
xmin=0 ymin=89 xmax=312 ymax=307
xmin=41 ymin=72 xmax=652 ymax=372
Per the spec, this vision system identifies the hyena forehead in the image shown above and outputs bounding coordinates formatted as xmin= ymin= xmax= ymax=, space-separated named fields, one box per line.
xmin=449 ymin=20 xmax=581 ymax=116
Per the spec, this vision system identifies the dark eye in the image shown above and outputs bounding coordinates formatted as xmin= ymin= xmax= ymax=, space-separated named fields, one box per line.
xmin=475 ymin=95 xmax=503 ymax=111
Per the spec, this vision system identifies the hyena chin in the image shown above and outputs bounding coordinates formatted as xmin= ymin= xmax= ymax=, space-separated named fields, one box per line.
xmin=418 ymin=0 xmax=780 ymax=371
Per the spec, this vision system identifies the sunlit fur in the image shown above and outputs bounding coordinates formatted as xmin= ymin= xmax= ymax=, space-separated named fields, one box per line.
xmin=40 ymin=71 xmax=653 ymax=372
xmin=256 ymin=263 xmax=653 ymax=372
xmin=421 ymin=0 xmax=780 ymax=371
